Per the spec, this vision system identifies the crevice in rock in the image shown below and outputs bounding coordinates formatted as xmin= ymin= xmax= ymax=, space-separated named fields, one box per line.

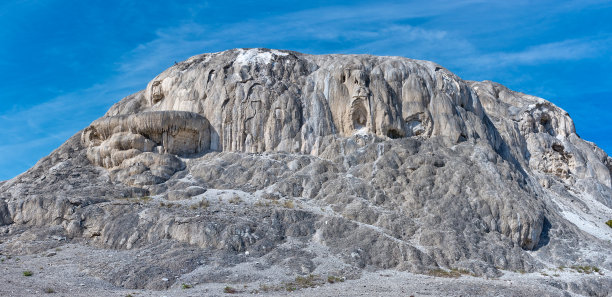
xmin=386 ymin=129 xmax=403 ymax=139
xmin=533 ymin=217 xmax=551 ymax=250
xmin=151 ymin=81 xmax=164 ymax=104
xmin=552 ymin=143 xmax=564 ymax=153
xmin=351 ymin=100 xmax=368 ymax=131
xmin=539 ymin=114 xmax=555 ymax=136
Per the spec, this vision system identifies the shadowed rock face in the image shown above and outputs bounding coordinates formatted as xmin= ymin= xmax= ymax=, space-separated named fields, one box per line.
xmin=1 ymin=49 xmax=611 ymax=292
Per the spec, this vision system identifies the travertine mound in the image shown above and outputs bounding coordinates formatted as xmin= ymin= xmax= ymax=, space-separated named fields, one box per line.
xmin=1 ymin=49 xmax=610 ymax=295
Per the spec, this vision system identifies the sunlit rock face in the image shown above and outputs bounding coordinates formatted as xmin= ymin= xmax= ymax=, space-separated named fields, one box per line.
xmin=1 ymin=49 xmax=610 ymax=292
xmin=84 ymin=48 xmax=612 ymax=250
xmin=102 ymin=48 xmax=610 ymax=189
xmin=118 ymin=49 xmax=490 ymax=153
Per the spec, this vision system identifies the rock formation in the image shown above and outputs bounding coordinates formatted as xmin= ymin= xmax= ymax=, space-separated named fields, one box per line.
xmin=1 ymin=48 xmax=610 ymax=295
xmin=82 ymin=111 xmax=209 ymax=186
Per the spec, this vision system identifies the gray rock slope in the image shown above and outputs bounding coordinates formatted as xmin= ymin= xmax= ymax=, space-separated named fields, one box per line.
xmin=1 ymin=48 xmax=611 ymax=293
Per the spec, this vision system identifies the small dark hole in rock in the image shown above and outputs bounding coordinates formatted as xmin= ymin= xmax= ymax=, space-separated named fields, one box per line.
xmin=539 ymin=114 xmax=556 ymax=136
xmin=207 ymin=70 xmax=215 ymax=83
xmin=387 ymin=129 xmax=403 ymax=139
xmin=552 ymin=143 xmax=564 ymax=153
xmin=457 ymin=134 xmax=468 ymax=143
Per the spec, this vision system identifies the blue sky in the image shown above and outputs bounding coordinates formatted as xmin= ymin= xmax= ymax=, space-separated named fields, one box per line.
xmin=1 ymin=0 xmax=611 ymax=180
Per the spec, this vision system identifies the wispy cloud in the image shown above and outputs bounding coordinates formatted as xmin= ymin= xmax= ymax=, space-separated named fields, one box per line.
xmin=116 ymin=1 xmax=472 ymax=71
xmin=117 ymin=23 xmax=214 ymax=76
xmin=463 ymin=36 xmax=611 ymax=68
xmin=0 ymin=59 xmax=153 ymax=179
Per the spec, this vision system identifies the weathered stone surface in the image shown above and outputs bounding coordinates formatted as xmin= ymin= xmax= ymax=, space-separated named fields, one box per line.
xmin=81 ymin=110 xmax=210 ymax=186
xmin=111 ymin=49 xmax=493 ymax=153
xmin=0 ymin=48 xmax=611 ymax=295
xmin=0 ymin=200 xmax=11 ymax=226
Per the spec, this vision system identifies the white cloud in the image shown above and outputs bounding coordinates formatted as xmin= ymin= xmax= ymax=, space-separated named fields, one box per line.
xmin=465 ymin=37 xmax=610 ymax=68
xmin=115 ymin=2 xmax=470 ymax=69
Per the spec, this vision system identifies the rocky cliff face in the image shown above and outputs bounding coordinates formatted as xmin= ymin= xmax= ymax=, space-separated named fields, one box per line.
xmin=1 ymin=48 xmax=611 ymax=293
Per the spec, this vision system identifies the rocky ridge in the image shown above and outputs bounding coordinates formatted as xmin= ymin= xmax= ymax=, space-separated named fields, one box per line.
xmin=0 ymin=48 xmax=611 ymax=295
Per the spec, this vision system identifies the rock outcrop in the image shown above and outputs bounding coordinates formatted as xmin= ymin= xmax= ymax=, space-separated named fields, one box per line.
xmin=1 ymin=48 xmax=611 ymax=294
xmin=82 ymin=111 xmax=209 ymax=186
